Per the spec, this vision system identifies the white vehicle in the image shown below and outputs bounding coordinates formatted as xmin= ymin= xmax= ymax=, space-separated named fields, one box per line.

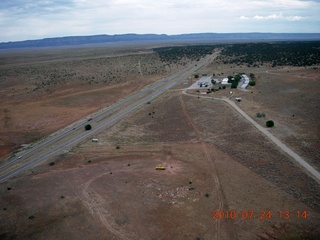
xmin=92 ymin=139 xmax=98 ymax=142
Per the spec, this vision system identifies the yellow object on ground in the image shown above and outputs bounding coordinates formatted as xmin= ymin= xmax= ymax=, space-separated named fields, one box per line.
xmin=155 ymin=166 xmax=166 ymax=170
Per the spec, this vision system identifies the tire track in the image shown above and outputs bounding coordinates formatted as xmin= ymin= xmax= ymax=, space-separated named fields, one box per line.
xmin=82 ymin=172 xmax=131 ymax=240
xmin=178 ymin=94 xmax=238 ymax=240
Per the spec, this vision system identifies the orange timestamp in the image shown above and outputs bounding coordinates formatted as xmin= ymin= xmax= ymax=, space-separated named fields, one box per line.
xmin=212 ymin=209 xmax=308 ymax=220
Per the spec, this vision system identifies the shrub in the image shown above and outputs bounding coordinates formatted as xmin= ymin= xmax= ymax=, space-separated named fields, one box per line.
xmin=85 ymin=124 xmax=92 ymax=131
xmin=205 ymin=193 xmax=210 ymax=198
xmin=266 ymin=120 xmax=274 ymax=127
xmin=222 ymin=86 xmax=226 ymax=89
xmin=116 ymin=146 xmax=120 ymax=149
xmin=249 ymin=81 xmax=256 ymax=86
xmin=49 ymin=162 xmax=55 ymax=166
xmin=256 ymin=112 xmax=266 ymax=118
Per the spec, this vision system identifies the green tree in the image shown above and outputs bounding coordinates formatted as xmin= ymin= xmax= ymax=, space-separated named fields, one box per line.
xmin=85 ymin=124 xmax=92 ymax=131
xmin=231 ymin=81 xmax=238 ymax=88
xmin=249 ymin=81 xmax=256 ymax=86
xmin=266 ymin=120 xmax=274 ymax=128
xmin=234 ymin=74 xmax=242 ymax=82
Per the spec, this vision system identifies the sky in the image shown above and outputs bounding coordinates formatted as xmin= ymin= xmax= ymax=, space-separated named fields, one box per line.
xmin=0 ymin=0 xmax=320 ymax=42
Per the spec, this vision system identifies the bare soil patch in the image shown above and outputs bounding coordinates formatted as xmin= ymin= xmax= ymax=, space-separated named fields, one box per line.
xmin=1 ymin=90 xmax=319 ymax=240
xmin=193 ymin=60 xmax=320 ymax=170
xmin=1 ymin=45 xmax=319 ymax=240
xmin=0 ymin=46 xmax=193 ymax=160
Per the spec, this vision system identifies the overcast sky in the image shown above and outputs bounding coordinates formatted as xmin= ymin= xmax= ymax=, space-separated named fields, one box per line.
xmin=1 ymin=0 xmax=320 ymax=42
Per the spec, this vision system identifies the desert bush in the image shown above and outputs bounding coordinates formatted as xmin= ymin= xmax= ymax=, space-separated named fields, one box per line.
xmin=256 ymin=112 xmax=266 ymax=118
xmin=266 ymin=120 xmax=274 ymax=127
xmin=85 ymin=124 xmax=92 ymax=131
xmin=49 ymin=162 xmax=55 ymax=166
xmin=249 ymin=81 xmax=256 ymax=86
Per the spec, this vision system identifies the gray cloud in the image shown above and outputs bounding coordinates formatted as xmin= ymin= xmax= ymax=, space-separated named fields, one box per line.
xmin=0 ymin=0 xmax=319 ymax=42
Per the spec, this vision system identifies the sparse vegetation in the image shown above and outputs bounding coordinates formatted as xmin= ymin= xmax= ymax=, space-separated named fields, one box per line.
xmin=256 ymin=112 xmax=266 ymax=118
xmin=1 ymin=42 xmax=319 ymax=240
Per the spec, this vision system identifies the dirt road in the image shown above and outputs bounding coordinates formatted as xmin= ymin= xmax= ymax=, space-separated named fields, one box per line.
xmin=182 ymin=90 xmax=320 ymax=183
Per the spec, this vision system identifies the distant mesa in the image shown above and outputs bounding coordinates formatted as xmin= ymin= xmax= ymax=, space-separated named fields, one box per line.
xmin=1 ymin=33 xmax=320 ymax=50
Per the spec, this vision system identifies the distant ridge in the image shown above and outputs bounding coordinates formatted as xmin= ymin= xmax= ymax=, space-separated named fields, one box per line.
xmin=1 ymin=33 xmax=320 ymax=49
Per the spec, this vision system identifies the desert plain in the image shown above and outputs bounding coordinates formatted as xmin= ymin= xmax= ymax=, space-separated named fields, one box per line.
xmin=0 ymin=43 xmax=319 ymax=240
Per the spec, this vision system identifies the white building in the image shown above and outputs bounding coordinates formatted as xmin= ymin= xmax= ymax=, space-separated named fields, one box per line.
xmin=221 ymin=78 xmax=230 ymax=85
xmin=240 ymin=74 xmax=250 ymax=89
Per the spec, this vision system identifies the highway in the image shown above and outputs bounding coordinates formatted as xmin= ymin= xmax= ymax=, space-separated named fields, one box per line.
xmin=0 ymin=52 xmax=219 ymax=183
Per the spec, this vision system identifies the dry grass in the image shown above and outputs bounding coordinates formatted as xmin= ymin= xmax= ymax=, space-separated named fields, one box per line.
xmin=1 ymin=46 xmax=320 ymax=240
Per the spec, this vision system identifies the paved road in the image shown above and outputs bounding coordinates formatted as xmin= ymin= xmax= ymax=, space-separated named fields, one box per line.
xmin=0 ymin=52 xmax=219 ymax=183
xmin=182 ymin=90 xmax=320 ymax=183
